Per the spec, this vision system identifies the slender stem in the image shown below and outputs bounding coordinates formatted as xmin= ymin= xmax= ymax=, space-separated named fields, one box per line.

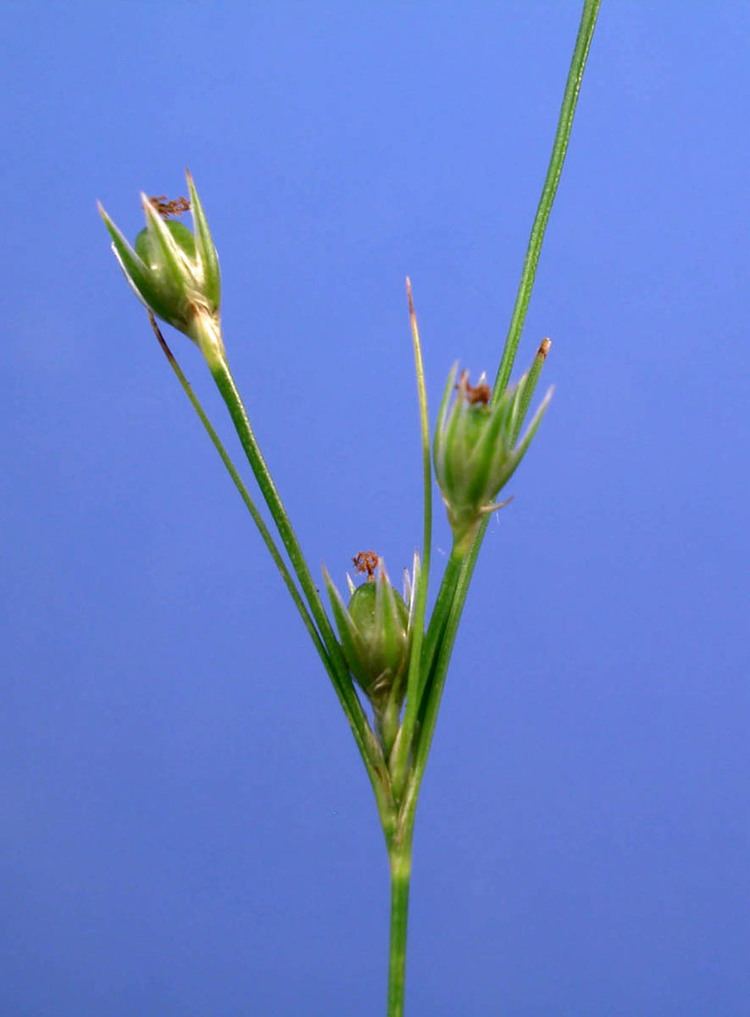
xmin=147 ymin=315 xmax=323 ymax=656
xmin=207 ymin=356 xmax=337 ymax=649
xmin=418 ymin=544 xmax=465 ymax=702
xmin=387 ymin=548 xmax=467 ymax=1016
xmin=212 ymin=355 xmax=396 ymax=816
xmin=205 ymin=351 xmax=367 ymax=707
xmin=398 ymin=543 xmax=466 ymax=834
xmin=400 ymin=0 xmax=602 ymax=853
xmin=407 ymin=341 xmax=555 ymax=830
xmin=154 ymin=317 xmax=395 ymax=834
xmin=387 ymin=843 xmax=413 ymax=1017
xmin=494 ymin=0 xmax=602 ymax=399
xmin=458 ymin=0 xmax=603 ymax=674
xmin=390 ymin=279 xmax=432 ymax=798
xmin=411 ymin=549 xmax=470 ymax=792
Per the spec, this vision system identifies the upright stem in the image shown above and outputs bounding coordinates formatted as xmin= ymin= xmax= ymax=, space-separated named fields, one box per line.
xmin=153 ymin=319 xmax=395 ymax=832
xmin=208 ymin=353 xmax=340 ymax=656
xmin=493 ymin=0 xmax=602 ymax=398
xmin=147 ymin=315 xmax=323 ymax=657
xmin=387 ymin=841 xmax=413 ymax=1017
xmin=418 ymin=542 xmax=465 ymax=706
xmin=415 ymin=0 xmax=602 ymax=793
xmin=434 ymin=0 xmax=603 ymax=763
xmin=390 ymin=7 xmax=602 ymax=1007
xmin=205 ymin=349 xmax=370 ymax=731
xmin=390 ymin=281 xmax=432 ymax=798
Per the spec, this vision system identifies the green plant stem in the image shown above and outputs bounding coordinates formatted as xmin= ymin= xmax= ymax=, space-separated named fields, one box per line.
xmin=207 ymin=356 xmax=337 ymax=648
xmin=390 ymin=280 xmax=431 ymax=798
xmin=206 ymin=354 xmax=366 ymax=700
xmin=418 ymin=543 xmax=465 ymax=701
xmin=398 ymin=0 xmax=602 ymax=908
xmin=494 ymin=0 xmax=602 ymax=400
xmin=437 ymin=0 xmax=602 ymax=730
xmin=398 ymin=542 xmax=465 ymax=829
xmin=156 ymin=318 xmax=395 ymax=835
xmin=411 ymin=549 xmax=471 ymax=793
xmin=387 ymin=841 xmax=413 ymax=1017
xmin=434 ymin=0 xmax=602 ymax=743
xmin=148 ymin=315 xmax=322 ymax=654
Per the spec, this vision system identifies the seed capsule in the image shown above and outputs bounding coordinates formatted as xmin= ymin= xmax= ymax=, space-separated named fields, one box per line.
xmin=346 ymin=579 xmax=410 ymax=701
xmin=99 ymin=172 xmax=221 ymax=357
xmin=324 ymin=555 xmax=417 ymax=709
xmin=434 ymin=364 xmax=552 ymax=548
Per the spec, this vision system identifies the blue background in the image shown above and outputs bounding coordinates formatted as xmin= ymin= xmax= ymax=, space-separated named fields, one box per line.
xmin=2 ymin=3 xmax=749 ymax=1015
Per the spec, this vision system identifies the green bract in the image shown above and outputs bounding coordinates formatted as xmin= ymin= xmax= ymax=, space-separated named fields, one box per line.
xmin=98 ymin=172 xmax=222 ymax=359
xmin=324 ymin=557 xmax=417 ymax=710
xmin=434 ymin=364 xmax=553 ymax=548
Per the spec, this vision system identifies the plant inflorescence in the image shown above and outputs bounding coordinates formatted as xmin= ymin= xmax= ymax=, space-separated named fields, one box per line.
xmin=98 ymin=4 xmax=601 ymax=1013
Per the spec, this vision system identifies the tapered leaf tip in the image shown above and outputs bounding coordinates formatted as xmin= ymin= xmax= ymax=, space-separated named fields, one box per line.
xmin=97 ymin=201 xmax=120 ymax=234
xmin=185 ymin=171 xmax=198 ymax=203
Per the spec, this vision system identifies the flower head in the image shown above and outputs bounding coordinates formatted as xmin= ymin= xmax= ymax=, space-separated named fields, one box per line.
xmin=324 ymin=553 xmax=419 ymax=712
xmin=434 ymin=363 xmax=552 ymax=547
xmin=98 ymin=172 xmax=222 ymax=360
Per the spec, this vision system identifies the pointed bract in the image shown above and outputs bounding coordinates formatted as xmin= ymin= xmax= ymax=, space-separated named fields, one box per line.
xmin=98 ymin=203 xmax=172 ymax=322
xmin=187 ymin=170 xmax=221 ymax=308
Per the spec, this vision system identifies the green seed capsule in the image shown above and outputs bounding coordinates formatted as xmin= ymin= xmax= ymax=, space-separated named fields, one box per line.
xmin=129 ymin=220 xmax=198 ymax=334
xmin=434 ymin=364 xmax=552 ymax=548
xmin=347 ymin=581 xmax=410 ymax=699
xmin=135 ymin=220 xmax=196 ymax=265
xmin=99 ymin=174 xmax=221 ymax=355
xmin=324 ymin=558 xmax=414 ymax=709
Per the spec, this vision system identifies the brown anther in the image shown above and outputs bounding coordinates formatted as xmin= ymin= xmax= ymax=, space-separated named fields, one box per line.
xmin=538 ymin=337 xmax=552 ymax=360
xmin=149 ymin=195 xmax=191 ymax=219
xmin=458 ymin=370 xmax=491 ymax=405
xmin=352 ymin=550 xmax=380 ymax=580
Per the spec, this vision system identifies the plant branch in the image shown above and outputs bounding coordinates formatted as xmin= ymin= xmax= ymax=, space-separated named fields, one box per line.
xmin=390 ymin=279 xmax=432 ymax=798
xmin=148 ymin=314 xmax=323 ymax=656
xmin=399 ymin=0 xmax=602 ymax=843
xmin=150 ymin=315 xmax=395 ymax=834
xmin=493 ymin=0 xmax=602 ymax=399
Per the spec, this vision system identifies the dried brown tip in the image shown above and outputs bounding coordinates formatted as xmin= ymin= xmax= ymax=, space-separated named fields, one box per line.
xmin=405 ymin=276 xmax=415 ymax=317
xmin=149 ymin=195 xmax=191 ymax=219
xmin=457 ymin=370 xmax=491 ymax=406
xmin=538 ymin=337 xmax=552 ymax=359
xmin=352 ymin=550 xmax=380 ymax=580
